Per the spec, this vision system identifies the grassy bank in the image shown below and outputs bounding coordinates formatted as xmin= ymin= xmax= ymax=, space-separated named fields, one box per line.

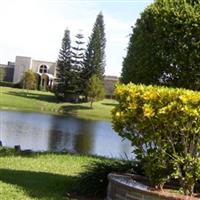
xmin=0 ymin=87 xmax=116 ymax=120
xmin=0 ymin=148 xmax=102 ymax=200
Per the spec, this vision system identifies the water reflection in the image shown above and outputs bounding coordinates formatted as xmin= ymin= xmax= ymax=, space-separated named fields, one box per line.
xmin=73 ymin=120 xmax=94 ymax=154
xmin=0 ymin=110 xmax=133 ymax=158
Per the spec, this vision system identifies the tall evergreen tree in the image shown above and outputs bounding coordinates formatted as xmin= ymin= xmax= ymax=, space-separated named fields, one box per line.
xmin=55 ymin=28 xmax=72 ymax=100
xmin=71 ymin=32 xmax=85 ymax=71
xmin=82 ymin=12 xmax=106 ymax=85
xmin=71 ymin=32 xmax=85 ymax=95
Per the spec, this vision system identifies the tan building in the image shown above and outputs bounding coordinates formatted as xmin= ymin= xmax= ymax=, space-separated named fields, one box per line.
xmin=13 ymin=56 xmax=56 ymax=89
xmin=103 ymin=75 xmax=119 ymax=97
xmin=1 ymin=56 xmax=118 ymax=94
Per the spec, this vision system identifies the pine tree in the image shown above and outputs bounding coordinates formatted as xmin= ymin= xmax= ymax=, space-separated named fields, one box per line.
xmin=82 ymin=12 xmax=106 ymax=92
xmin=55 ymin=28 xmax=72 ymax=100
xmin=71 ymin=32 xmax=85 ymax=95
xmin=71 ymin=32 xmax=85 ymax=71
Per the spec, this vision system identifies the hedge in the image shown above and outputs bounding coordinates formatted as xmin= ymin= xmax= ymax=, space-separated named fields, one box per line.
xmin=112 ymin=83 xmax=200 ymax=195
xmin=0 ymin=81 xmax=22 ymax=88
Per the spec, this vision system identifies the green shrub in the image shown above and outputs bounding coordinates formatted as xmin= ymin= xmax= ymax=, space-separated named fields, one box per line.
xmin=75 ymin=159 xmax=138 ymax=198
xmin=0 ymin=81 xmax=22 ymax=88
xmin=0 ymin=147 xmax=16 ymax=156
xmin=112 ymin=83 xmax=200 ymax=195
xmin=23 ymin=70 xmax=37 ymax=90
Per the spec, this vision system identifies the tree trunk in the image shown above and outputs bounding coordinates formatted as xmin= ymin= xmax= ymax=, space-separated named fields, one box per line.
xmin=90 ymin=99 xmax=93 ymax=108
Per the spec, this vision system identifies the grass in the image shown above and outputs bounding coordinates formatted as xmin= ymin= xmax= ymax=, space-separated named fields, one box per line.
xmin=0 ymin=147 xmax=103 ymax=200
xmin=0 ymin=87 xmax=117 ymax=120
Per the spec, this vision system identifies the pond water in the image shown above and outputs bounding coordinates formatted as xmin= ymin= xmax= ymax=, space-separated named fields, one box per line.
xmin=0 ymin=110 xmax=133 ymax=158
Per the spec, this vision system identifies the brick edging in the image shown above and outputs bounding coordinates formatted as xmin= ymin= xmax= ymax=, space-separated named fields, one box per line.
xmin=107 ymin=173 xmax=199 ymax=200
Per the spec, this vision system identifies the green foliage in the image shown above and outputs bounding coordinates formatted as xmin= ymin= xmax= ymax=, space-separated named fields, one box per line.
xmin=112 ymin=83 xmax=200 ymax=194
xmin=172 ymin=154 xmax=200 ymax=195
xmin=82 ymin=12 xmax=106 ymax=94
xmin=0 ymin=68 xmax=6 ymax=81
xmin=56 ymin=13 xmax=106 ymax=100
xmin=71 ymin=33 xmax=85 ymax=71
xmin=141 ymin=149 xmax=173 ymax=189
xmin=23 ymin=70 xmax=37 ymax=90
xmin=70 ymin=32 xmax=85 ymax=96
xmin=56 ymin=29 xmax=86 ymax=101
xmin=0 ymin=147 xmax=16 ymax=156
xmin=53 ymin=83 xmax=66 ymax=101
xmin=55 ymin=28 xmax=73 ymax=100
xmin=76 ymin=159 xmax=135 ymax=197
xmin=0 ymin=81 xmax=21 ymax=88
xmin=121 ymin=0 xmax=200 ymax=90
xmin=86 ymin=75 xmax=105 ymax=107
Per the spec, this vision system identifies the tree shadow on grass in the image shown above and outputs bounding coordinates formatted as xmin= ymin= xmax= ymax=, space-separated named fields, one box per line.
xmin=0 ymin=148 xmax=37 ymax=158
xmin=0 ymin=168 xmax=78 ymax=200
xmin=59 ymin=105 xmax=92 ymax=116
xmin=5 ymin=91 xmax=58 ymax=103
xmin=101 ymin=103 xmax=117 ymax=107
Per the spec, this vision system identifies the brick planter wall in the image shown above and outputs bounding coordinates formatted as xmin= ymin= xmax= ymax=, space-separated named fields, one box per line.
xmin=106 ymin=174 xmax=199 ymax=200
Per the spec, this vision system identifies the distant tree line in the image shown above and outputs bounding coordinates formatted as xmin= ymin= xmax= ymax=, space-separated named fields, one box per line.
xmin=55 ymin=12 xmax=106 ymax=104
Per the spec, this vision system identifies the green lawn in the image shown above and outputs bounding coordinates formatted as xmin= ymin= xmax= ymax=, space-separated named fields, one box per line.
xmin=0 ymin=87 xmax=117 ymax=120
xmin=0 ymin=148 xmax=102 ymax=200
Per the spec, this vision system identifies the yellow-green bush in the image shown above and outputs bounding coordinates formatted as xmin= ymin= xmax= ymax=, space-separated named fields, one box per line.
xmin=112 ymin=83 xmax=200 ymax=195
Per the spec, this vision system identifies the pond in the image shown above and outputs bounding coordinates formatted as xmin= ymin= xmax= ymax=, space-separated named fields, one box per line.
xmin=0 ymin=110 xmax=133 ymax=158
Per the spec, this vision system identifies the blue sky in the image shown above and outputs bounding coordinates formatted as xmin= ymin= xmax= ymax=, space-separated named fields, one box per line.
xmin=0 ymin=0 xmax=153 ymax=76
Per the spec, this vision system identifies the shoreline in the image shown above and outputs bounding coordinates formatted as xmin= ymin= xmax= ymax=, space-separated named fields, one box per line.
xmin=0 ymin=106 xmax=111 ymax=121
xmin=0 ymin=87 xmax=116 ymax=121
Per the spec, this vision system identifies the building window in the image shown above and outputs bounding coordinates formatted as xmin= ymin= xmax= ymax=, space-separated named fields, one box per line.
xmin=39 ymin=65 xmax=48 ymax=74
